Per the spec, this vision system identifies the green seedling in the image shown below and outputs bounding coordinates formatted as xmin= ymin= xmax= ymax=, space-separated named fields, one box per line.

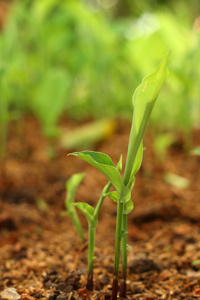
xmin=68 ymin=52 xmax=169 ymax=299
xmin=71 ymin=157 xmax=122 ymax=291
xmin=64 ymin=173 xmax=85 ymax=243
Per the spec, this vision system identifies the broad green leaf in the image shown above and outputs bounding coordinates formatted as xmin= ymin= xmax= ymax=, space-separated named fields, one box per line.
xmin=123 ymin=199 xmax=134 ymax=215
xmin=73 ymin=202 xmax=94 ymax=223
xmin=123 ymin=52 xmax=170 ymax=185
xmin=65 ymin=173 xmax=85 ymax=210
xmin=69 ymin=151 xmax=123 ymax=194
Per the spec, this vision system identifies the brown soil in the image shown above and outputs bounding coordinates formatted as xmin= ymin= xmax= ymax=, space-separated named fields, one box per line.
xmin=1 ymin=117 xmax=200 ymax=300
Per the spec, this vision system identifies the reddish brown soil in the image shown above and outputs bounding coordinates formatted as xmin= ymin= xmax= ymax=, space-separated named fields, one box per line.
xmin=0 ymin=117 xmax=200 ymax=300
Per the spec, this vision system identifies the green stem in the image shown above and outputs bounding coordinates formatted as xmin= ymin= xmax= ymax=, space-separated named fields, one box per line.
xmin=94 ymin=181 xmax=112 ymax=220
xmin=120 ymin=214 xmax=127 ymax=298
xmin=111 ymin=200 xmax=124 ymax=300
xmin=0 ymin=99 xmax=8 ymax=158
xmin=87 ymin=225 xmax=96 ymax=291
xmin=86 ymin=181 xmax=112 ymax=291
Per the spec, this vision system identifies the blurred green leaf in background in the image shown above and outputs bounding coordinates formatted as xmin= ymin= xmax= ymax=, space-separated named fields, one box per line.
xmin=0 ymin=0 xmax=199 ymax=154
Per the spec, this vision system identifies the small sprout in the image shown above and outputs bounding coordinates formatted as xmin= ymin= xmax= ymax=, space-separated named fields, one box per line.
xmin=68 ymin=157 xmax=122 ymax=291
xmin=65 ymin=173 xmax=85 ymax=243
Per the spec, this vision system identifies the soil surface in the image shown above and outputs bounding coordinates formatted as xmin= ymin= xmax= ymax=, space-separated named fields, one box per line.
xmin=1 ymin=117 xmax=200 ymax=300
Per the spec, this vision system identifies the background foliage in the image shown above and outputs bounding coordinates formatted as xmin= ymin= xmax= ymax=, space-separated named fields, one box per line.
xmin=0 ymin=0 xmax=199 ymax=152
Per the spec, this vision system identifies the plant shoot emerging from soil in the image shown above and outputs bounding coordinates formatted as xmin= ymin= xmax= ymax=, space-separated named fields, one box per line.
xmin=66 ymin=157 xmax=122 ymax=291
xmin=68 ymin=52 xmax=169 ymax=299
xmin=64 ymin=173 xmax=85 ymax=243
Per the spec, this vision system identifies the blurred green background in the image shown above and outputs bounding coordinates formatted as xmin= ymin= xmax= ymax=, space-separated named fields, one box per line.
xmin=0 ymin=0 xmax=200 ymax=155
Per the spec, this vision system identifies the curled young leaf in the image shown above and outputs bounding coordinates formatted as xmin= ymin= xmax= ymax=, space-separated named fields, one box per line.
xmin=123 ymin=52 xmax=170 ymax=186
xmin=73 ymin=202 xmax=94 ymax=223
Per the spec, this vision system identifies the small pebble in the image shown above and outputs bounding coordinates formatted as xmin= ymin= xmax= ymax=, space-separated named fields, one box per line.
xmin=0 ymin=288 xmax=21 ymax=300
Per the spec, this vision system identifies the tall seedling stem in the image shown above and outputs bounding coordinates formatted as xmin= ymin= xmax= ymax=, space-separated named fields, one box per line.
xmin=112 ymin=52 xmax=170 ymax=300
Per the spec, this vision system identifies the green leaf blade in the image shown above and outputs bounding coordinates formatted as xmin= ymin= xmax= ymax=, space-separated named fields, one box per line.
xmin=132 ymin=51 xmax=170 ymax=134
xmin=69 ymin=151 xmax=123 ymax=194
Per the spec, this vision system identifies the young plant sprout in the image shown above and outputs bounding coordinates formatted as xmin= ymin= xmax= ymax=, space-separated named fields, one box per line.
xmin=68 ymin=157 xmax=122 ymax=291
xmin=68 ymin=52 xmax=170 ymax=299
xmin=64 ymin=173 xmax=85 ymax=243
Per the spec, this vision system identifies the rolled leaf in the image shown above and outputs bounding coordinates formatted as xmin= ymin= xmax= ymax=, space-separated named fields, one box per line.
xmin=123 ymin=51 xmax=170 ymax=186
